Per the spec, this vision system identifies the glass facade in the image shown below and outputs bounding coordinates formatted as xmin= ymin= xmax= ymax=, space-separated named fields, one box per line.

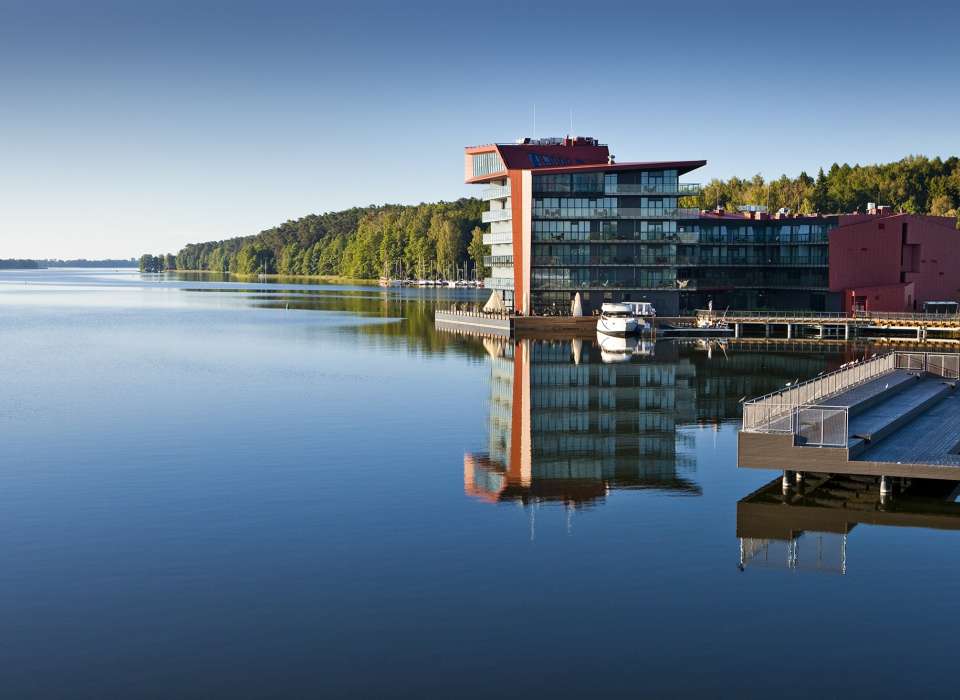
xmin=530 ymin=169 xmax=697 ymax=315
xmin=471 ymin=151 xmax=505 ymax=178
xmin=470 ymin=147 xmax=839 ymax=314
xmin=674 ymin=218 xmax=838 ymax=313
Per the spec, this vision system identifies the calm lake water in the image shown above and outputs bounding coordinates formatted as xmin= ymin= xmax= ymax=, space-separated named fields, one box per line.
xmin=1 ymin=268 xmax=958 ymax=698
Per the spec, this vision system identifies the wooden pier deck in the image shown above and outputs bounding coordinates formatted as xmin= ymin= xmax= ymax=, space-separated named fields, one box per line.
xmin=739 ymin=351 xmax=960 ymax=483
xmin=707 ymin=309 xmax=960 ymax=342
xmin=436 ymin=307 xmax=960 ymax=341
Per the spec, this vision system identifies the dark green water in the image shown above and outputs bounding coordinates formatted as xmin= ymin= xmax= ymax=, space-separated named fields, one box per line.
xmin=1 ymin=269 xmax=956 ymax=698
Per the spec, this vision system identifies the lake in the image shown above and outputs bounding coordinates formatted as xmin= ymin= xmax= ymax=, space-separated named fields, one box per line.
xmin=1 ymin=268 xmax=957 ymax=698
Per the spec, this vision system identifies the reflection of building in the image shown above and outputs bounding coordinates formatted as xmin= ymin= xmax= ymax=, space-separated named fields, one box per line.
xmin=737 ymin=474 xmax=960 ymax=574
xmin=465 ymin=338 xmax=700 ymax=507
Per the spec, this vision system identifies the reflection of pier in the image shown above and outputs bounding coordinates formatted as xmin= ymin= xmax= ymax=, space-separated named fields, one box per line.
xmin=465 ymin=338 xmax=701 ymax=507
xmin=738 ymin=474 xmax=960 ymax=573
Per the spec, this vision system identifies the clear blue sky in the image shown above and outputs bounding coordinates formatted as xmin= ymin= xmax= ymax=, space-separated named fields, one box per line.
xmin=2 ymin=0 xmax=958 ymax=258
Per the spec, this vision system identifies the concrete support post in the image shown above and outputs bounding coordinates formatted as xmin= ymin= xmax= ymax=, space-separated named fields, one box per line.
xmin=844 ymin=323 xmax=850 ymax=341
xmin=794 ymin=471 xmax=804 ymax=484
xmin=734 ymin=323 xmax=741 ymax=339
xmin=786 ymin=323 xmax=793 ymax=340
xmin=782 ymin=470 xmax=793 ymax=494
xmin=764 ymin=323 xmax=770 ymax=338
xmin=880 ymin=475 xmax=892 ymax=496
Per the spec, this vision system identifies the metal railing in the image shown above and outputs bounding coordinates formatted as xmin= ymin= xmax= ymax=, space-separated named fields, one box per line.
xmin=701 ymin=309 xmax=960 ymax=323
xmin=860 ymin=311 xmax=960 ymax=322
xmin=742 ymin=352 xmax=898 ymax=432
xmin=480 ymin=185 xmax=511 ymax=200
xmin=895 ymin=352 xmax=960 ymax=379
xmin=701 ymin=309 xmax=851 ymax=320
xmin=742 ymin=352 xmax=960 ymax=444
xmin=533 ymin=207 xmax=699 ymax=220
xmin=482 ymin=231 xmax=513 ymax=245
xmin=482 ymin=209 xmax=512 ymax=223
xmin=484 ymin=277 xmax=514 ymax=290
xmin=603 ymin=183 xmax=701 ymax=196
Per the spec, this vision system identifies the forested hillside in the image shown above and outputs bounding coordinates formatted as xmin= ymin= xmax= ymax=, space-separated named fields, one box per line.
xmin=699 ymin=155 xmax=960 ymax=218
xmin=152 ymin=199 xmax=486 ymax=279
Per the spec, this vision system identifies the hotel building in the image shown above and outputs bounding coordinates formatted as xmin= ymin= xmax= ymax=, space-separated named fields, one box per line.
xmin=466 ymin=137 xmax=960 ymax=315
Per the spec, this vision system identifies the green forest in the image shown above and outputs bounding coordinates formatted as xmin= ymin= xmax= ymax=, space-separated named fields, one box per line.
xmin=142 ymin=155 xmax=960 ymax=277
xmin=142 ymin=199 xmax=487 ymax=279
xmin=698 ymin=155 xmax=960 ymax=217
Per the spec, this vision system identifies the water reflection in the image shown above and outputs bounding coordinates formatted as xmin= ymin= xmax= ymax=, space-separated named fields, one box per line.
xmin=466 ymin=338 xmax=838 ymax=508
xmin=737 ymin=474 xmax=960 ymax=574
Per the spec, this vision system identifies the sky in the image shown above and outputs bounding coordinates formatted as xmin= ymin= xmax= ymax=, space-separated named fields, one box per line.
xmin=1 ymin=0 xmax=959 ymax=259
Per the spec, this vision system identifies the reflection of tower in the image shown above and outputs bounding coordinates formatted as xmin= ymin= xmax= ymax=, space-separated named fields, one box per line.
xmin=464 ymin=338 xmax=700 ymax=507
xmin=736 ymin=474 xmax=960 ymax=574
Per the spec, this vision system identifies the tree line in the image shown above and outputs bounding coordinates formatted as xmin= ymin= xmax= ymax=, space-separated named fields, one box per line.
xmin=144 ymin=199 xmax=488 ymax=279
xmin=0 ymin=259 xmax=40 ymax=269
xmin=698 ymin=155 xmax=960 ymax=220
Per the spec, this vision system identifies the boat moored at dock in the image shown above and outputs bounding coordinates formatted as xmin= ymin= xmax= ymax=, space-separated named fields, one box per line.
xmin=596 ymin=303 xmax=641 ymax=336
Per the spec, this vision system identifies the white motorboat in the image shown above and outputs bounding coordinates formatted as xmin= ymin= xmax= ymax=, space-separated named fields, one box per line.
xmin=596 ymin=303 xmax=639 ymax=336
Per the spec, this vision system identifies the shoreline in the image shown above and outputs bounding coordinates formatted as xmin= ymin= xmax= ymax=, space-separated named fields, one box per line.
xmin=164 ymin=270 xmax=379 ymax=285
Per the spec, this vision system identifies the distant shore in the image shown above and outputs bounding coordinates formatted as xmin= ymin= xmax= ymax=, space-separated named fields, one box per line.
xmin=169 ymin=270 xmax=378 ymax=285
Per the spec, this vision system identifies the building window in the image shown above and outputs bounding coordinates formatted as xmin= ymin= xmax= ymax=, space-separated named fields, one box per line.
xmin=472 ymin=152 xmax=505 ymax=178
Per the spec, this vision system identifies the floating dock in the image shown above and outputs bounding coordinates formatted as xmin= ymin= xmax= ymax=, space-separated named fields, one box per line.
xmin=435 ymin=308 xmax=960 ymax=341
xmin=739 ymin=351 xmax=960 ymax=486
xmin=708 ymin=309 xmax=960 ymax=342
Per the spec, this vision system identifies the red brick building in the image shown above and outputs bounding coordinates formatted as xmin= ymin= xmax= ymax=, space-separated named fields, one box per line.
xmin=829 ymin=209 xmax=960 ymax=313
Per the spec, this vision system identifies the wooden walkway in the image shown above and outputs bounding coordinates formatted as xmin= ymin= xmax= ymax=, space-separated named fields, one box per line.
xmin=856 ymin=391 xmax=960 ymax=467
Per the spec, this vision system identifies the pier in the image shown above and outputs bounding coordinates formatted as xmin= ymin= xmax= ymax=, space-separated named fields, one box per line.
xmin=704 ymin=309 xmax=960 ymax=342
xmin=436 ymin=307 xmax=960 ymax=341
xmin=739 ymin=351 xmax=960 ymax=485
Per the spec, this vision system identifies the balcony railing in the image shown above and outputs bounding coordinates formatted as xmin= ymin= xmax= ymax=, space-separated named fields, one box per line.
xmin=484 ymin=255 xmax=514 ymax=266
xmin=531 ymin=255 xmax=676 ymax=267
xmin=481 ymin=184 xmax=511 ymax=201
xmin=482 ymin=231 xmax=513 ymax=245
xmin=484 ymin=277 xmax=514 ymax=290
xmin=533 ymin=183 xmax=700 ymax=196
xmin=482 ymin=209 xmax=512 ymax=223
xmin=531 ymin=280 xmax=679 ymax=290
xmin=604 ymin=183 xmax=701 ymax=196
xmin=676 ymin=256 xmax=829 ymax=267
xmin=533 ymin=207 xmax=699 ymax=220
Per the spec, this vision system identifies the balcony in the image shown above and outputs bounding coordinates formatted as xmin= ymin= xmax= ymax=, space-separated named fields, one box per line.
xmin=484 ymin=277 xmax=514 ymax=290
xmin=676 ymin=256 xmax=829 ymax=267
xmin=531 ymin=256 xmax=676 ymax=267
xmin=531 ymin=279 xmax=680 ymax=291
xmin=484 ymin=255 xmax=514 ymax=266
xmin=481 ymin=184 xmax=511 ymax=201
xmin=483 ymin=231 xmax=513 ymax=245
xmin=533 ymin=207 xmax=699 ymax=220
xmin=604 ymin=183 xmax=701 ymax=196
xmin=482 ymin=209 xmax=512 ymax=223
